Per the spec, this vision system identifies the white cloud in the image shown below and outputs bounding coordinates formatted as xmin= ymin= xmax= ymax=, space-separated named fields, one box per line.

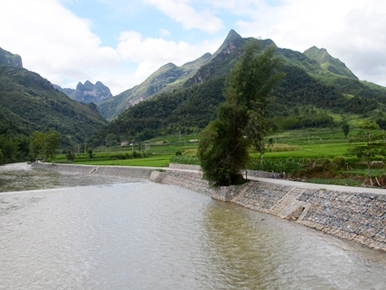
xmin=0 ymin=0 xmax=223 ymax=95
xmin=116 ymin=30 xmax=218 ymax=85
xmin=3 ymin=0 xmax=386 ymax=98
xmin=229 ymin=0 xmax=386 ymax=85
xmin=143 ymin=0 xmax=223 ymax=33
xmin=0 ymin=0 xmax=124 ymax=92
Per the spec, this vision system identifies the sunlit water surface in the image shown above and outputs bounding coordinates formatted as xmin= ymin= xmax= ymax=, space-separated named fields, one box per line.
xmin=1 ymin=163 xmax=386 ymax=289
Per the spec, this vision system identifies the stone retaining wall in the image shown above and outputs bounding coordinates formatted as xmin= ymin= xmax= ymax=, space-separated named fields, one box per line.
xmin=151 ymin=166 xmax=386 ymax=252
xmin=212 ymin=180 xmax=386 ymax=252
xmin=161 ymin=170 xmax=212 ymax=196
xmin=297 ymin=189 xmax=386 ymax=250
xmin=32 ymin=162 xmax=386 ymax=251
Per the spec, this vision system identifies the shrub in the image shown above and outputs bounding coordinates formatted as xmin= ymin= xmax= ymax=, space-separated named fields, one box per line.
xmin=182 ymin=149 xmax=197 ymax=157
xmin=266 ymin=143 xmax=301 ymax=152
xmin=332 ymin=156 xmax=346 ymax=169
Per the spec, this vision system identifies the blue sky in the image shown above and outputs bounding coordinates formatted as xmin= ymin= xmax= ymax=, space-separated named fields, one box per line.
xmin=2 ymin=0 xmax=386 ymax=94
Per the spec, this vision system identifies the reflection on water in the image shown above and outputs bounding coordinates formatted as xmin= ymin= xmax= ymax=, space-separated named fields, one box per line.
xmin=1 ymin=163 xmax=386 ymax=289
xmin=0 ymin=163 xmax=142 ymax=192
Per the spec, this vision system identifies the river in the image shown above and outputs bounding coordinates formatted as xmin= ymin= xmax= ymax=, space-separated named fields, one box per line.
xmin=1 ymin=163 xmax=386 ymax=289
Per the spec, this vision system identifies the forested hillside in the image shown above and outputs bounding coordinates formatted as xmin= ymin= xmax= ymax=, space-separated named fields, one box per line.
xmin=0 ymin=64 xmax=108 ymax=163
xmin=89 ymin=30 xmax=386 ymax=147
xmin=98 ymin=52 xmax=213 ymax=120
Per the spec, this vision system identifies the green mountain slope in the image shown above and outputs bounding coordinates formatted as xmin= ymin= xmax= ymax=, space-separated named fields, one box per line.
xmin=0 ymin=47 xmax=22 ymax=68
xmin=98 ymin=52 xmax=212 ymax=120
xmin=0 ymin=65 xmax=108 ymax=146
xmin=304 ymin=46 xmax=358 ymax=79
xmin=89 ymin=30 xmax=386 ymax=146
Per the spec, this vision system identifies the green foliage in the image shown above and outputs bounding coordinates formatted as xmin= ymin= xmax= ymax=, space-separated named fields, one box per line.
xmin=0 ymin=65 xmax=107 ymax=149
xmin=250 ymin=158 xmax=302 ymax=173
xmin=198 ymin=40 xmax=284 ymax=186
xmin=87 ymin=148 xmax=93 ymax=159
xmin=376 ymin=118 xmax=386 ymax=130
xmin=88 ymin=76 xmax=226 ymax=147
xmin=347 ymin=125 xmax=386 ymax=184
xmin=66 ymin=150 xmax=75 ymax=162
xmin=303 ymin=46 xmax=358 ymax=80
xmin=91 ymin=32 xmax=386 ymax=147
xmin=0 ymin=135 xmax=18 ymax=163
xmin=273 ymin=112 xmax=335 ymax=130
xmin=341 ymin=122 xmax=350 ymax=139
xmin=30 ymin=130 xmax=61 ymax=162
xmin=98 ymin=51 xmax=213 ymax=120
xmin=170 ymin=155 xmax=200 ymax=165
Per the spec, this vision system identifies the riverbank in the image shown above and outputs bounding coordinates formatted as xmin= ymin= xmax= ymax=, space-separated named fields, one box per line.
xmin=31 ymin=162 xmax=386 ymax=252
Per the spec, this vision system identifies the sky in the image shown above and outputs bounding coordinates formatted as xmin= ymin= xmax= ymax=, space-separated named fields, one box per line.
xmin=1 ymin=0 xmax=386 ymax=95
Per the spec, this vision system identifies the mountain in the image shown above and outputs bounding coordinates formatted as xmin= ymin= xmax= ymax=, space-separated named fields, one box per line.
xmin=0 ymin=47 xmax=22 ymax=68
xmin=304 ymin=46 xmax=358 ymax=80
xmin=98 ymin=52 xmax=212 ymax=120
xmin=89 ymin=29 xmax=386 ymax=146
xmin=0 ymin=62 xmax=108 ymax=147
xmin=98 ymin=29 xmax=247 ymax=121
xmin=55 ymin=80 xmax=112 ymax=105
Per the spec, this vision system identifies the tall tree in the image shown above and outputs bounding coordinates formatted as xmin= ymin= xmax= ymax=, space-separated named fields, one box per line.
xmin=342 ymin=122 xmax=350 ymax=139
xmin=198 ymin=39 xmax=284 ymax=186
xmin=44 ymin=130 xmax=61 ymax=163
xmin=30 ymin=130 xmax=61 ymax=163
xmin=348 ymin=121 xmax=386 ymax=186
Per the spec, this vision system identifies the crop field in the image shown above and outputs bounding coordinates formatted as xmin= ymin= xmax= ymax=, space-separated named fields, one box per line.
xmin=74 ymin=154 xmax=173 ymax=167
xmin=55 ymin=127 xmax=386 ymax=186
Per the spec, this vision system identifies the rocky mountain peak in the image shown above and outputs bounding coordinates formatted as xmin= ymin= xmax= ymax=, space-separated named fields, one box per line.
xmin=0 ymin=47 xmax=23 ymax=68
xmin=57 ymin=80 xmax=113 ymax=105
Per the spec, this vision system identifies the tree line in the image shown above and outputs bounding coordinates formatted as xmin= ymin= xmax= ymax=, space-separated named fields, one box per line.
xmin=0 ymin=129 xmax=61 ymax=164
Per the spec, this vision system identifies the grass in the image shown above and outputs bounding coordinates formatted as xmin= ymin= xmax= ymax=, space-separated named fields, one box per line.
xmin=55 ymin=128 xmax=386 ymax=187
xmin=307 ymin=178 xmax=363 ymax=187
xmin=66 ymin=154 xmax=173 ymax=167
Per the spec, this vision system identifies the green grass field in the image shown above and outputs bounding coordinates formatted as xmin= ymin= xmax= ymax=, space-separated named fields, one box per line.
xmin=55 ymin=127 xmax=386 ymax=186
xmin=74 ymin=154 xmax=173 ymax=167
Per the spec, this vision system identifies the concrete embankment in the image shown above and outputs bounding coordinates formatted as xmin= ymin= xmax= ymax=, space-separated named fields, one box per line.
xmin=32 ymin=162 xmax=386 ymax=252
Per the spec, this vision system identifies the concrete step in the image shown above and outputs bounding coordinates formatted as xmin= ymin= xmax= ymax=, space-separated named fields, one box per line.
xmin=267 ymin=187 xmax=305 ymax=216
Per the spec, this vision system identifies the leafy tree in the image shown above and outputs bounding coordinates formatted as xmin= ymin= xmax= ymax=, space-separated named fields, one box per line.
xmin=30 ymin=130 xmax=61 ymax=163
xmin=87 ymin=148 xmax=93 ymax=159
xmin=198 ymin=39 xmax=284 ymax=186
xmin=44 ymin=130 xmax=61 ymax=163
xmin=356 ymin=121 xmax=379 ymax=145
xmin=348 ymin=121 xmax=386 ymax=186
xmin=30 ymin=131 xmax=45 ymax=160
xmin=66 ymin=150 xmax=75 ymax=161
xmin=0 ymin=135 xmax=19 ymax=163
xmin=342 ymin=122 xmax=350 ymax=139
xmin=376 ymin=118 xmax=386 ymax=131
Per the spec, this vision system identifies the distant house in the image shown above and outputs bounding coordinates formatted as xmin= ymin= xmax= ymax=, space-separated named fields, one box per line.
xmin=120 ymin=141 xmax=129 ymax=147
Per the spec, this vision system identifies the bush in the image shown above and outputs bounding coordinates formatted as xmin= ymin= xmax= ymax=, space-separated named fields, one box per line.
xmin=332 ymin=156 xmax=346 ymax=169
xmin=249 ymin=158 xmax=302 ymax=173
xmin=66 ymin=150 xmax=75 ymax=161
xmin=182 ymin=149 xmax=197 ymax=157
xmin=170 ymin=155 xmax=200 ymax=165
xmin=266 ymin=143 xmax=301 ymax=152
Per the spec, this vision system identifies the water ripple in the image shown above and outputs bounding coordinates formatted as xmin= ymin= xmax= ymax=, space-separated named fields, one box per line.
xmin=1 ymin=164 xmax=386 ymax=289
